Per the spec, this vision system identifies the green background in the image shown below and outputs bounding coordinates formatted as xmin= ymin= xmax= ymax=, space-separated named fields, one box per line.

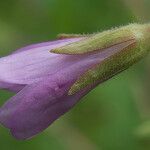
xmin=0 ymin=0 xmax=150 ymax=150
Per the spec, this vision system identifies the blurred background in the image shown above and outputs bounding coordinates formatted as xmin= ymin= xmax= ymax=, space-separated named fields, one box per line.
xmin=0 ymin=0 xmax=150 ymax=150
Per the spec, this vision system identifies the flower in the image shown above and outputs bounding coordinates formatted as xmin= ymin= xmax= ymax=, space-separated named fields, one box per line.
xmin=0 ymin=23 xmax=150 ymax=140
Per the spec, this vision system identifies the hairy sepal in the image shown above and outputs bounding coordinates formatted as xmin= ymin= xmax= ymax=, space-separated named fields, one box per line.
xmin=68 ymin=39 xmax=147 ymax=95
xmin=51 ymin=24 xmax=145 ymax=55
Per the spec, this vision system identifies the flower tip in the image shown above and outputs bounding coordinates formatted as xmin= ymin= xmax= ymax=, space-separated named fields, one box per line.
xmin=50 ymin=48 xmax=63 ymax=54
xmin=68 ymin=89 xmax=74 ymax=96
xmin=68 ymin=83 xmax=81 ymax=95
xmin=50 ymin=49 xmax=58 ymax=53
xmin=10 ymin=129 xmax=33 ymax=140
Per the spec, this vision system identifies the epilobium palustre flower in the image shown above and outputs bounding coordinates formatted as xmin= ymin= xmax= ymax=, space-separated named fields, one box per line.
xmin=0 ymin=23 xmax=150 ymax=140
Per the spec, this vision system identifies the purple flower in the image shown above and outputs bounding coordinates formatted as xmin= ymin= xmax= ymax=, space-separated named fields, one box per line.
xmin=0 ymin=23 xmax=149 ymax=140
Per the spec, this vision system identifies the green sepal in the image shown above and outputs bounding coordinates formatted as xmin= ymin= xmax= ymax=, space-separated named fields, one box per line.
xmin=51 ymin=24 xmax=141 ymax=54
xmin=67 ymin=23 xmax=150 ymax=95
xmin=68 ymin=39 xmax=147 ymax=95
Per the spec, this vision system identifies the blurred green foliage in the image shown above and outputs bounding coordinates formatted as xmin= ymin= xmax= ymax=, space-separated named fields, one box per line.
xmin=0 ymin=0 xmax=150 ymax=150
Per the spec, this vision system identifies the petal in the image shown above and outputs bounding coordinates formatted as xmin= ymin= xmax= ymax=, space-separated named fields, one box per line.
xmin=0 ymin=81 xmax=25 ymax=92
xmin=0 ymin=77 xmax=88 ymax=140
xmin=12 ymin=38 xmax=81 ymax=54
xmin=0 ymin=38 xmax=83 ymax=91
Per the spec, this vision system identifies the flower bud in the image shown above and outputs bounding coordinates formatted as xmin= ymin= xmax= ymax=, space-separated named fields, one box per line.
xmin=51 ymin=23 xmax=150 ymax=95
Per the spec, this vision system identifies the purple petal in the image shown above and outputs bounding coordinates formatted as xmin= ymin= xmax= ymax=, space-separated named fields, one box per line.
xmin=0 ymin=77 xmax=90 ymax=139
xmin=0 ymin=81 xmax=25 ymax=92
xmin=0 ymin=38 xmax=83 ymax=91
xmin=13 ymin=38 xmax=81 ymax=54
xmin=0 ymin=40 xmax=134 ymax=139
